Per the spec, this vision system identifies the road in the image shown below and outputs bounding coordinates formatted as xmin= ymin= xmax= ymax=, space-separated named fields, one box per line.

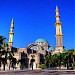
xmin=0 ymin=70 xmax=75 ymax=75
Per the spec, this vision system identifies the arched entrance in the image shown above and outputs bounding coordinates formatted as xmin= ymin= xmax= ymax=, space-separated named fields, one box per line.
xmin=30 ymin=59 xmax=36 ymax=70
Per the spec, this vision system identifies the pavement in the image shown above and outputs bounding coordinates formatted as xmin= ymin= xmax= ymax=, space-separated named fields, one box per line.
xmin=0 ymin=70 xmax=75 ymax=75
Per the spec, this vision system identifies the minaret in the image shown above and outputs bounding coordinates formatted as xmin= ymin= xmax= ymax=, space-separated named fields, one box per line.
xmin=55 ymin=6 xmax=63 ymax=53
xmin=8 ymin=19 xmax=14 ymax=50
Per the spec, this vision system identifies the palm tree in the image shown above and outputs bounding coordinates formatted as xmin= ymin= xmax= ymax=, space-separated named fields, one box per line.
xmin=73 ymin=50 xmax=75 ymax=63
xmin=45 ymin=54 xmax=52 ymax=68
xmin=0 ymin=36 xmax=14 ymax=70
xmin=7 ymin=50 xmax=15 ymax=70
xmin=12 ymin=57 xmax=17 ymax=70
xmin=68 ymin=49 xmax=75 ymax=69
xmin=1 ymin=42 xmax=9 ymax=70
xmin=0 ymin=36 xmax=6 ymax=70
xmin=62 ymin=50 xmax=74 ymax=69
xmin=18 ymin=58 xmax=26 ymax=70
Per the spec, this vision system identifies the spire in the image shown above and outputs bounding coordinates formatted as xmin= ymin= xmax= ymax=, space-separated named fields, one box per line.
xmin=55 ymin=6 xmax=63 ymax=53
xmin=55 ymin=5 xmax=60 ymax=23
xmin=56 ymin=5 xmax=58 ymax=9
xmin=11 ymin=18 xmax=14 ymax=27
xmin=56 ymin=5 xmax=59 ymax=12
xmin=12 ymin=18 xmax=14 ymax=22
xmin=8 ymin=19 xmax=14 ymax=49
xmin=55 ymin=6 xmax=62 ymax=35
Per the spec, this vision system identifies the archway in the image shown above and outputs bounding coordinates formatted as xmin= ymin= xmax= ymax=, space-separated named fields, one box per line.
xmin=30 ymin=59 xmax=36 ymax=70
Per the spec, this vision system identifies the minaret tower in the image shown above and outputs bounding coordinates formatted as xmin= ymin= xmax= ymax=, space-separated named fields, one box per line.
xmin=8 ymin=19 xmax=14 ymax=50
xmin=55 ymin=6 xmax=63 ymax=53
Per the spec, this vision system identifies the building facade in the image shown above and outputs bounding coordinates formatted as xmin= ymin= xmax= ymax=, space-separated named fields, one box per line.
xmin=1 ymin=6 xmax=64 ymax=70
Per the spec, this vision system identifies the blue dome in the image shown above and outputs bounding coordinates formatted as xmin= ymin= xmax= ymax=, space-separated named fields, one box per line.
xmin=48 ymin=46 xmax=55 ymax=51
xmin=35 ymin=38 xmax=47 ymax=43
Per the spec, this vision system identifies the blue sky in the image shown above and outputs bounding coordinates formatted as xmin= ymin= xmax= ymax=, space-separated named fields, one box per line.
xmin=0 ymin=0 xmax=74 ymax=49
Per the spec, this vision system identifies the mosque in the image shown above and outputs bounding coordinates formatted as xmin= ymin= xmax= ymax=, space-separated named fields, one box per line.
xmin=2 ymin=6 xmax=64 ymax=70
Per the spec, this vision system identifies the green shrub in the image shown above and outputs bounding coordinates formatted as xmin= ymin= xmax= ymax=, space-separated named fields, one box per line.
xmin=73 ymin=62 xmax=75 ymax=66
xmin=73 ymin=62 xmax=75 ymax=69
xmin=39 ymin=64 xmax=47 ymax=69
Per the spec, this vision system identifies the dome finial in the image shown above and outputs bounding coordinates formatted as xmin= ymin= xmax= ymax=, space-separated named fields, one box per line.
xmin=56 ymin=5 xmax=58 ymax=9
xmin=12 ymin=18 xmax=14 ymax=22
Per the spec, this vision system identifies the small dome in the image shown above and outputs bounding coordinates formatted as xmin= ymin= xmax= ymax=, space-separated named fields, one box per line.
xmin=48 ymin=46 xmax=55 ymax=51
xmin=35 ymin=38 xmax=47 ymax=43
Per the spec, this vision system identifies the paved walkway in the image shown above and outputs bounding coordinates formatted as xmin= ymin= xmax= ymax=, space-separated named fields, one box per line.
xmin=0 ymin=70 xmax=75 ymax=75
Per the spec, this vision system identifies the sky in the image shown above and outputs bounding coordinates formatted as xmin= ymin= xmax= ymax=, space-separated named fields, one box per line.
xmin=0 ymin=0 xmax=74 ymax=49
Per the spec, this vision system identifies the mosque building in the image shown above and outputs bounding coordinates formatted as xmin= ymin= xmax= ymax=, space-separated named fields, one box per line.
xmin=1 ymin=6 xmax=64 ymax=70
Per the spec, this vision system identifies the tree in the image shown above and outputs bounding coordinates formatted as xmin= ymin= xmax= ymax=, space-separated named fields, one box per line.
xmin=61 ymin=49 xmax=75 ymax=69
xmin=7 ymin=50 xmax=15 ymax=70
xmin=45 ymin=54 xmax=52 ymax=67
xmin=0 ymin=36 xmax=15 ymax=70
xmin=0 ymin=36 xmax=6 ymax=70
xmin=18 ymin=58 xmax=26 ymax=70
xmin=68 ymin=49 xmax=75 ymax=69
